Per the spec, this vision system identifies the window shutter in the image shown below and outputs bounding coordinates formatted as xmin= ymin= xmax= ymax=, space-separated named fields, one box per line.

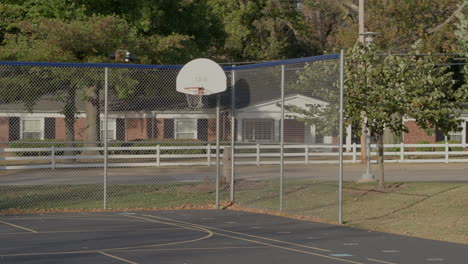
xmin=116 ymin=118 xmax=125 ymax=141
xmin=197 ymin=119 xmax=208 ymax=141
xmin=435 ymin=128 xmax=444 ymax=142
xmin=164 ymin=119 xmax=174 ymax=139
xmin=146 ymin=118 xmax=153 ymax=139
xmin=466 ymin=122 xmax=468 ymax=144
xmin=44 ymin=118 xmax=56 ymax=139
xmin=8 ymin=117 xmax=20 ymax=141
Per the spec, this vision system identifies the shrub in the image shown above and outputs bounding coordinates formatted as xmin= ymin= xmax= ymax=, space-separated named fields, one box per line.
xmin=448 ymin=140 xmax=463 ymax=151
xmin=434 ymin=140 xmax=463 ymax=152
xmin=415 ymin=140 xmax=432 ymax=152
xmin=9 ymin=139 xmax=83 ymax=156
xmin=109 ymin=139 xmax=210 ymax=155
xmin=434 ymin=141 xmax=446 ymax=152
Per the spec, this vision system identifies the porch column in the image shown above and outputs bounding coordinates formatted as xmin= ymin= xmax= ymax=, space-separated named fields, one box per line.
xmin=346 ymin=125 xmax=352 ymax=151
xmin=274 ymin=119 xmax=280 ymax=142
xmin=462 ymin=120 xmax=466 ymax=148
xmin=237 ymin=118 xmax=243 ymax=141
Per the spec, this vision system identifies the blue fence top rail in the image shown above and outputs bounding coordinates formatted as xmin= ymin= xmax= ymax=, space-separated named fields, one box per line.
xmin=0 ymin=54 xmax=339 ymax=70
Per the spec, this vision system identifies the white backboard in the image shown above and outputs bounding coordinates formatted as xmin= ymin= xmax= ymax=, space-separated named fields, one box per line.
xmin=176 ymin=58 xmax=227 ymax=95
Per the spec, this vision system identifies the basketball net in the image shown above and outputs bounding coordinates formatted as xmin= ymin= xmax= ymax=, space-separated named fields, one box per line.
xmin=184 ymin=87 xmax=205 ymax=109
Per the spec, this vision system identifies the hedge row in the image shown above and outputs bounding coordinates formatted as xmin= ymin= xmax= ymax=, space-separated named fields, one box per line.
xmin=8 ymin=139 xmax=224 ymax=156
xmin=415 ymin=140 xmax=463 ymax=152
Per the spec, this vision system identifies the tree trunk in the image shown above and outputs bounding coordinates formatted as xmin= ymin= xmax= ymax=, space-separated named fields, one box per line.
xmin=82 ymin=86 xmax=100 ymax=155
xmin=63 ymin=87 xmax=76 ymax=157
xmin=376 ymin=132 xmax=385 ymax=189
xmin=222 ymin=146 xmax=232 ymax=184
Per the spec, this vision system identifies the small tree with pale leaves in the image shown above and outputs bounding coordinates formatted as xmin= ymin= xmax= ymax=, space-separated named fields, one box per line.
xmin=346 ymin=42 xmax=466 ymax=188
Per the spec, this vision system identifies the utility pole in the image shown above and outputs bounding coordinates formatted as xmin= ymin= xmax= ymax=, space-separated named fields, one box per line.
xmin=359 ymin=0 xmax=367 ymax=164
xmin=358 ymin=0 xmax=378 ymax=181
xmin=359 ymin=0 xmax=365 ymax=44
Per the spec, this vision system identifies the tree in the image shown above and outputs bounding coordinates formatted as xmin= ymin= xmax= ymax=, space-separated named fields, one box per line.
xmin=0 ymin=15 xmax=139 ymax=151
xmin=77 ymin=0 xmax=225 ymax=58
xmin=283 ymin=59 xmax=340 ymax=138
xmin=283 ymin=41 xmax=466 ymax=188
xmin=0 ymin=15 xmax=191 ymax=141
xmin=454 ymin=0 xmax=467 ymax=89
xmin=207 ymin=0 xmax=311 ymax=61
xmin=0 ymin=2 xmax=194 ymax=148
xmin=344 ymin=42 xmax=466 ymax=188
xmin=299 ymin=0 xmax=462 ymax=53
xmin=299 ymin=0 xmax=356 ymax=54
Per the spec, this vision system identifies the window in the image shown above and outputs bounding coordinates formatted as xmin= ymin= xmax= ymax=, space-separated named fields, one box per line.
xmin=243 ymin=119 xmax=275 ymax=141
xmin=21 ymin=118 xmax=43 ymax=140
xmin=448 ymin=130 xmax=463 ymax=142
xmin=175 ymin=119 xmax=197 ymax=139
xmin=100 ymin=119 xmax=116 ymax=140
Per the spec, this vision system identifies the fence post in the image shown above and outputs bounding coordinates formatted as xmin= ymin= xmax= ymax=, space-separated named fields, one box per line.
xmin=51 ymin=146 xmax=56 ymax=169
xmin=207 ymin=143 xmax=211 ymax=166
xmin=338 ymin=50 xmax=344 ymax=224
xmin=352 ymin=143 xmax=357 ymax=163
xmin=103 ymin=67 xmax=109 ymax=210
xmin=279 ymin=64 xmax=285 ymax=212
xmin=230 ymin=65 xmax=236 ymax=202
xmin=256 ymin=143 xmax=260 ymax=166
xmin=156 ymin=145 xmax=160 ymax=167
xmin=215 ymin=95 xmax=221 ymax=209
xmin=445 ymin=141 xmax=449 ymax=163
xmin=400 ymin=142 xmax=404 ymax=162
xmin=305 ymin=145 xmax=309 ymax=164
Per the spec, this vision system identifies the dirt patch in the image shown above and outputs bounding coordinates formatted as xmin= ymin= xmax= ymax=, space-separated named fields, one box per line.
xmin=173 ymin=181 xmax=229 ymax=193
xmin=172 ymin=180 xmax=268 ymax=193
xmin=234 ymin=180 xmax=269 ymax=191
xmin=225 ymin=204 xmax=338 ymax=225
xmin=346 ymin=183 xmax=406 ymax=197
xmin=0 ymin=204 xmax=225 ymax=216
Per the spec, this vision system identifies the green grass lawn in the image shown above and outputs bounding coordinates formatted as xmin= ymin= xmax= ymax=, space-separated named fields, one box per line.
xmin=0 ymin=183 xmax=228 ymax=211
xmin=1 ymin=180 xmax=466 ymax=244
xmin=342 ymin=182 xmax=468 ymax=244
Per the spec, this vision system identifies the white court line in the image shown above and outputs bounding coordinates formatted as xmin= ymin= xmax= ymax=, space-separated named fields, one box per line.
xmin=0 ymin=220 xmax=37 ymax=233
xmin=99 ymin=251 xmax=138 ymax=264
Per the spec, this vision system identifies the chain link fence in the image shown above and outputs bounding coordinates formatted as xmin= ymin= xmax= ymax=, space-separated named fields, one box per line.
xmin=231 ymin=56 xmax=342 ymax=221
xmin=0 ymin=54 xmax=343 ymax=222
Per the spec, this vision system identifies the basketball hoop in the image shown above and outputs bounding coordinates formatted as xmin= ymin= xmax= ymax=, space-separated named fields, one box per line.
xmin=184 ymin=87 xmax=206 ymax=95
xmin=176 ymin=58 xmax=227 ymax=109
xmin=184 ymin=87 xmax=205 ymax=108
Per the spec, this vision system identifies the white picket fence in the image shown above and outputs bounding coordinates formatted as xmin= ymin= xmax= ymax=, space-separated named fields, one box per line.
xmin=1 ymin=143 xmax=468 ymax=170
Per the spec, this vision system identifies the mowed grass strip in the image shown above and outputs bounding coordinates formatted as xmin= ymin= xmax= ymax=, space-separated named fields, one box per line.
xmin=232 ymin=180 xmax=468 ymax=244
xmin=343 ymin=182 xmax=468 ymax=244
xmin=0 ymin=181 xmax=466 ymax=244
xmin=0 ymin=183 xmax=227 ymax=210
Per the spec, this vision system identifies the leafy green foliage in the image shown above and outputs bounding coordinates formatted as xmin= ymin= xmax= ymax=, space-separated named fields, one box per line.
xmin=415 ymin=140 xmax=432 ymax=152
xmin=283 ymin=59 xmax=340 ymax=136
xmin=454 ymin=1 xmax=467 ymax=90
xmin=298 ymin=0 xmax=463 ymax=53
xmin=9 ymin=139 xmax=83 ymax=156
xmin=207 ymin=0 xmax=309 ymax=61
xmin=344 ymin=42 xmax=465 ymax=138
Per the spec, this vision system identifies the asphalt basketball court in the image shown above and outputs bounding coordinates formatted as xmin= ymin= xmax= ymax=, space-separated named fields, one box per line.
xmin=0 ymin=210 xmax=466 ymax=264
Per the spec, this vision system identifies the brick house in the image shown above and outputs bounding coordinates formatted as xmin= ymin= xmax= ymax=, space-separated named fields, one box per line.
xmin=402 ymin=118 xmax=468 ymax=144
xmin=0 ymin=91 xmax=339 ymax=144
xmin=0 ymin=93 xmax=231 ymax=143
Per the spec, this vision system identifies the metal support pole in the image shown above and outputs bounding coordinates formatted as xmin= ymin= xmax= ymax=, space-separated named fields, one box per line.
xmin=151 ymin=112 xmax=156 ymax=139
xmin=280 ymin=65 xmax=285 ymax=212
xmin=216 ymin=94 xmax=220 ymax=209
xmin=230 ymin=66 xmax=236 ymax=202
xmin=366 ymin=132 xmax=372 ymax=172
xmin=103 ymin=67 xmax=109 ymax=209
xmin=359 ymin=0 xmax=365 ymax=43
xmin=359 ymin=0 xmax=367 ymax=164
xmin=339 ymin=50 xmax=345 ymax=224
